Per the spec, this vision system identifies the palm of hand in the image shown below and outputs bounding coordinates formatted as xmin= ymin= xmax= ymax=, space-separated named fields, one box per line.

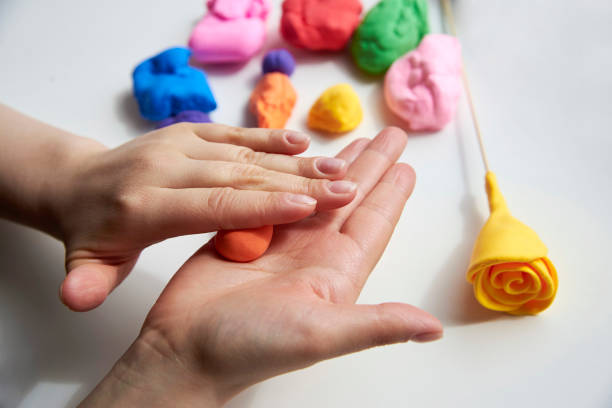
xmin=142 ymin=129 xmax=443 ymax=400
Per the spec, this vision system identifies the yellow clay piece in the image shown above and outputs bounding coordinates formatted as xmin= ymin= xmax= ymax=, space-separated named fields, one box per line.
xmin=467 ymin=172 xmax=558 ymax=315
xmin=308 ymin=83 xmax=363 ymax=133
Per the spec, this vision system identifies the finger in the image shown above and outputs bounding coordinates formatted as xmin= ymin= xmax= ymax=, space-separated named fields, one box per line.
xmin=334 ymin=138 xmax=371 ymax=165
xmin=318 ymin=127 xmax=408 ymax=228
xmin=169 ymin=161 xmax=357 ymax=211
xmin=60 ymin=260 xmax=136 ymax=312
xmin=184 ymin=141 xmax=348 ymax=180
xmin=188 ymin=123 xmax=311 ymax=154
xmin=311 ymin=303 xmax=443 ymax=361
xmin=145 ymin=188 xmax=318 ymax=235
xmin=340 ymin=163 xmax=416 ymax=289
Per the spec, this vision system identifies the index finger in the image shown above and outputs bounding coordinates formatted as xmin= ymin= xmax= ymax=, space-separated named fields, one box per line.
xmin=189 ymin=123 xmax=311 ymax=155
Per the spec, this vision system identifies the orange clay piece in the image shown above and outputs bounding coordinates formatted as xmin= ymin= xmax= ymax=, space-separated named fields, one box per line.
xmin=249 ymin=72 xmax=297 ymax=128
xmin=214 ymin=225 xmax=274 ymax=262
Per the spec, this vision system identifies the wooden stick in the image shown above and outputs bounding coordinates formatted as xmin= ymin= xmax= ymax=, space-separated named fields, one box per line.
xmin=440 ymin=0 xmax=491 ymax=172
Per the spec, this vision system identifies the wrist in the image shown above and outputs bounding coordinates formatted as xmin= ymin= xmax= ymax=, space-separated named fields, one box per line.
xmin=0 ymin=137 xmax=103 ymax=238
xmin=35 ymin=135 xmax=106 ymax=239
xmin=80 ymin=329 xmax=224 ymax=408
xmin=0 ymin=104 xmax=108 ymax=238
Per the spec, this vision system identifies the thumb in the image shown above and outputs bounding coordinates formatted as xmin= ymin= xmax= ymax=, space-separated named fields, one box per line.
xmin=318 ymin=303 xmax=443 ymax=359
xmin=60 ymin=259 xmax=137 ymax=312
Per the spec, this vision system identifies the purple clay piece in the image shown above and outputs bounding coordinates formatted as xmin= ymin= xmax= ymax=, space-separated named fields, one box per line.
xmin=262 ymin=49 xmax=296 ymax=76
xmin=156 ymin=110 xmax=212 ymax=129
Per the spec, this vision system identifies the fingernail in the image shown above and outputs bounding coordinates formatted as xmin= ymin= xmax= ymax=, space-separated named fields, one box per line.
xmin=315 ymin=157 xmax=346 ymax=174
xmin=286 ymin=193 xmax=317 ymax=206
xmin=285 ymin=131 xmax=310 ymax=145
xmin=327 ymin=180 xmax=357 ymax=194
xmin=411 ymin=332 xmax=443 ymax=343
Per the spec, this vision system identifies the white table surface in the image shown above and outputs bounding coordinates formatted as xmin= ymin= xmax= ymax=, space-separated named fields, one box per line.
xmin=1 ymin=1 xmax=611 ymax=407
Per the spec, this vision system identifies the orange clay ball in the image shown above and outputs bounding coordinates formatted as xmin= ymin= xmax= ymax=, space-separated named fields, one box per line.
xmin=214 ymin=225 xmax=274 ymax=262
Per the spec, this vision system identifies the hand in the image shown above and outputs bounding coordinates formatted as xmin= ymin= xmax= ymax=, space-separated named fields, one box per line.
xmin=54 ymin=123 xmax=358 ymax=311
xmin=80 ymin=128 xmax=443 ymax=407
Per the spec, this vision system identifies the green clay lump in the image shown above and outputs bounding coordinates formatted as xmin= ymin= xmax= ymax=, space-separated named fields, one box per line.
xmin=351 ymin=0 xmax=429 ymax=75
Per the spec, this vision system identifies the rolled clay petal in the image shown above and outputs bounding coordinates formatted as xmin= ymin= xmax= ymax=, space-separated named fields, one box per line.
xmin=189 ymin=15 xmax=267 ymax=63
xmin=249 ymin=72 xmax=297 ymax=129
xmin=308 ymin=83 xmax=363 ymax=133
xmin=384 ymin=34 xmax=462 ymax=131
xmin=214 ymin=225 xmax=274 ymax=262
xmin=466 ymin=172 xmax=558 ymax=315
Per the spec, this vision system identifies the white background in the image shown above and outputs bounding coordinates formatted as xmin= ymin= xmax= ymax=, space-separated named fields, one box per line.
xmin=1 ymin=0 xmax=611 ymax=407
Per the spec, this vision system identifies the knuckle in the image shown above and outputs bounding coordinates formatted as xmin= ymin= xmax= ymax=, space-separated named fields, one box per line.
xmin=369 ymin=308 xmax=394 ymax=346
xmin=369 ymin=305 xmax=408 ymax=346
xmin=259 ymin=192 xmax=279 ymax=215
xmin=224 ymin=126 xmax=245 ymax=145
xmin=304 ymin=178 xmax=322 ymax=195
xmin=153 ymin=122 xmax=192 ymax=141
xmin=297 ymin=157 xmax=315 ymax=177
xmin=112 ymin=186 xmax=148 ymax=216
xmin=167 ymin=122 xmax=192 ymax=134
xmin=230 ymin=164 xmax=266 ymax=187
xmin=242 ymin=194 xmax=271 ymax=222
xmin=235 ymin=147 xmax=260 ymax=164
xmin=206 ymin=187 xmax=236 ymax=218
xmin=361 ymin=200 xmax=395 ymax=227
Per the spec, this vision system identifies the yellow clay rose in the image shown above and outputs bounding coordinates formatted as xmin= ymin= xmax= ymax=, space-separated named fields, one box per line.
xmin=467 ymin=172 xmax=558 ymax=315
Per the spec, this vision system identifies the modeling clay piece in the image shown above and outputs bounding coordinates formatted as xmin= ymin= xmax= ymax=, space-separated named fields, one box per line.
xmin=262 ymin=49 xmax=296 ymax=76
xmin=351 ymin=0 xmax=429 ymax=75
xmin=308 ymin=84 xmax=363 ymax=133
xmin=384 ymin=34 xmax=462 ymax=131
xmin=280 ymin=0 xmax=363 ymax=51
xmin=156 ymin=110 xmax=212 ymax=129
xmin=133 ymin=47 xmax=217 ymax=121
xmin=189 ymin=0 xmax=270 ymax=63
xmin=214 ymin=225 xmax=274 ymax=262
xmin=467 ymin=173 xmax=558 ymax=315
xmin=249 ymin=72 xmax=297 ymax=128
